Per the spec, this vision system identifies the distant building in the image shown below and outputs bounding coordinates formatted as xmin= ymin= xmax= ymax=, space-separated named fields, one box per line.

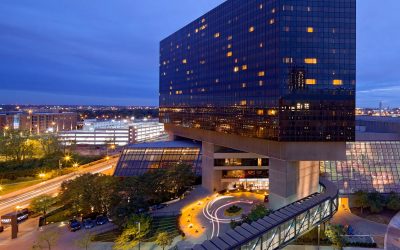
xmin=0 ymin=111 xmax=77 ymax=134
xmin=322 ymin=116 xmax=400 ymax=194
xmin=58 ymin=119 xmax=166 ymax=146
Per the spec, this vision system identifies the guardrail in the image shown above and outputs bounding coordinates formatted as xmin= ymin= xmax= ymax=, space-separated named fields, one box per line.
xmin=193 ymin=179 xmax=339 ymax=250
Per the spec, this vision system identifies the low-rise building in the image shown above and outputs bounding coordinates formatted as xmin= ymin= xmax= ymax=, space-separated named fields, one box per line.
xmin=0 ymin=111 xmax=77 ymax=134
xmin=58 ymin=119 xmax=166 ymax=146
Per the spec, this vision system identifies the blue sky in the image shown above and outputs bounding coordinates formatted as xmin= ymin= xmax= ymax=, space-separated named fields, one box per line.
xmin=0 ymin=0 xmax=399 ymax=107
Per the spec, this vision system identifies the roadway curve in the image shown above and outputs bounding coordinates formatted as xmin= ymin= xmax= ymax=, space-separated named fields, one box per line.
xmin=202 ymin=196 xmax=255 ymax=239
xmin=0 ymin=157 xmax=118 ymax=216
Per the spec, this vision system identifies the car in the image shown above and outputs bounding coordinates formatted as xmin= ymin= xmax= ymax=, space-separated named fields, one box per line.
xmin=83 ymin=219 xmax=95 ymax=229
xmin=264 ymin=195 xmax=269 ymax=203
xmin=150 ymin=203 xmax=168 ymax=211
xmin=96 ymin=216 xmax=109 ymax=225
xmin=68 ymin=219 xmax=81 ymax=232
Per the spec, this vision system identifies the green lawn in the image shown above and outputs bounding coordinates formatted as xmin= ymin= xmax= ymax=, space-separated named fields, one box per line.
xmin=0 ymin=178 xmax=43 ymax=195
xmin=93 ymin=215 xmax=181 ymax=243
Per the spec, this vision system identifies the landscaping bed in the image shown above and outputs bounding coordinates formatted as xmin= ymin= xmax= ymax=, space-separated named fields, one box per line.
xmin=224 ymin=205 xmax=243 ymax=217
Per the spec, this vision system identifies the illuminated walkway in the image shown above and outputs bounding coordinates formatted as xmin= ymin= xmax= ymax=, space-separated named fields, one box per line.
xmin=193 ymin=179 xmax=339 ymax=250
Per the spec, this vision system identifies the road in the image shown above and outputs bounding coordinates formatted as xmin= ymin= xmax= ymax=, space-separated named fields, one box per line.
xmin=0 ymin=157 xmax=118 ymax=216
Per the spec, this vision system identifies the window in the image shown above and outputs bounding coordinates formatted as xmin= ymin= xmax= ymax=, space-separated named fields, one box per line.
xmin=306 ymin=79 xmax=317 ymax=85
xmin=307 ymin=27 xmax=314 ymax=33
xmin=240 ymin=100 xmax=247 ymax=106
xmin=182 ymin=59 xmax=187 ymax=64
xmin=214 ymin=32 xmax=220 ymax=38
xmin=234 ymin=66 xmax=239 ymax=72
xmin=249 ymin=26 xmax=255 ymax=32
xmin=242 ymin=83 xmax=247 ymax=88
xmin=269 ymin=19 xmax=275 ymax=25
xmin=305 ymin=58 xmax=317 ymax=64
xmin=258 ymin=71 xmax=265 ymax=77
xmin=333 ymin=79 xmax=343 ymax=86
xmin=242 ymin=65 xmax=248 ymax=70
xmin=227 ymin=51 xmax=233 ymax=57
xmin=283 ymin=57 xmax=293 ymax=64
xmin=257 ymin=110 xmax=264 ymax=115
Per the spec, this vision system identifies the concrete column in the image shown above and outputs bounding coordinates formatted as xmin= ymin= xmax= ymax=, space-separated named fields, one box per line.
xmin=201 ymin=142 xmax=221 ymax=192
xmin=269 ymin=159 xmax=320 ymax=210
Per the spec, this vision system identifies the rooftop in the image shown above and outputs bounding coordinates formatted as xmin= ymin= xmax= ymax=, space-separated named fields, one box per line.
xmin=126 ymin=140 xmax=200 ymax=149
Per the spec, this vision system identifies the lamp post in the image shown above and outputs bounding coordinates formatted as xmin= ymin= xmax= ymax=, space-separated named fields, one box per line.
xmin=136 ymin=222 xmax=141 ymax=250
xmin=59 ymin=155 xmax=72 ymax=173
xmin=3 ymin=125 xmax=9 ymax=136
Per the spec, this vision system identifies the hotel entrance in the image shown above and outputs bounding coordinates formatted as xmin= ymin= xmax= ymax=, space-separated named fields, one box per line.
xmin=223 ymin=178 xmax=269 ymax=191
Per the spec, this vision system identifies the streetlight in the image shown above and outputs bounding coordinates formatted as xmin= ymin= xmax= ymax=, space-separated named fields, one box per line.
xmin=136 ymin=222 xmax=141 ymax=250
xmin=3 ymin=125 xmax=9 ymax=136
xmin=59 ymin=155 xmax=72 ymax=171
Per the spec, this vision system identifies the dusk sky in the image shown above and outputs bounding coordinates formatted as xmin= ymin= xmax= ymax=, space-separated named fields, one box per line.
xmin=0 ymin=0 xmax=399 ymax=107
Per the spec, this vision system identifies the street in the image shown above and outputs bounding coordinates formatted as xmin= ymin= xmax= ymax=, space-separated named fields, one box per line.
xmin=0 ymin=157 xmax=118 ymax=218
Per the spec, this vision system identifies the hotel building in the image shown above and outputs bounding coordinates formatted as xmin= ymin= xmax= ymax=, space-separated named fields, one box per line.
xmin=159 ymin=0 xmax=356 ymax=209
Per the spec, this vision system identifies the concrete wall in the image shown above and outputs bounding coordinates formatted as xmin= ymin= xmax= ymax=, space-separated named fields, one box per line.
xmin=165 ymin=124 xmax=346 ymax=161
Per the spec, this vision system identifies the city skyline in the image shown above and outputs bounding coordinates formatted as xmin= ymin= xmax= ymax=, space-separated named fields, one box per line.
xmin=0 ymin=0 xmax=399 ymax=107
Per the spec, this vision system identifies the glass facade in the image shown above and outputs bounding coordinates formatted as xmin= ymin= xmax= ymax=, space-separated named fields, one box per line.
xmin=114 ymin=143 xmax=201 ymax=176
xmin=160 ymin=0 xmax=355 ymax=142
xmin=321 ymin=141 xmax=400 ymax=194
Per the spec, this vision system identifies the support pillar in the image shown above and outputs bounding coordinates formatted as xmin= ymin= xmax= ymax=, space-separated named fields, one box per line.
xmin=201 ymin=142 xmax=221 ymax=192
xmin=269 ymin=159 xmax=320 ymax=210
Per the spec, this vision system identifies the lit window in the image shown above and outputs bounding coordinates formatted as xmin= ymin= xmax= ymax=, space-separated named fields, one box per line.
xmin=258 ymin=71 xmax=265 ymax=77
xmin=259 ymin=43 xmax=263 ymax=48
xmin=269 ymin=19 xmax=275 ymax=25
xmin=242 ymin=65 xmax=248 ymax=70
xmin=259 ymin=81 xmax=264 ymax=86
xmin=240 ymin=100 xmax=247 ymax=106
xmin=195 ymin=29 xmax=199 ymax=33
xmin=201 ymin=18 xmax=206 ymax=23
xmin=268 ymin=110 xmax=277 ymax=116
xmin=227 ymin=36 xmax=233 ymax=40
xmin=242 ymin=83 xmax=247 ymax=88
xmin=333 ymin=79 xmax=343 ymax=86
xmin=306 ymin=79 xmax=317 ymax=85
xmin=259 ymin=4 xmax=263 ymax=9
xmin=257 ymin=110 xmax=264 ymax=115
xmin=214 ymin=33 xmax=220 ymax=38
xmin=215 ymin=79 xmax=219 ymax=83
xmin=271 ymin=8 xmax=276 ymax=13
xmin=227 ymin=51 xmax=233 ymax=57
xmin=307 ymin=27 xmax=314 ymax=33
xmin=283 ymin=27 xmax=290 ymax=32
xmin=182 ymin=59 xmax=187 ymax=64
xmin=227 ymin=44 xmax=232 ymax=49
xmin=249 ymin=26 xmax=255 ymax=32
xmin=305 ymin=58 xmax=317 ymax=64
xmin=283 ymin=57 xmax=293 ymax=64
xmin=234 ymin=66 xmax=239 ymax=72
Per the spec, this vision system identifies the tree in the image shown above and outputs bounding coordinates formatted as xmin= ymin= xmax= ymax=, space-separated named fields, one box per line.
xmin=155 ymin=232 xmax=173 ymax=250
xmin=353 ymin=190 xmax=369 ymax=214
xmin=114 ymin=214 xmax=151 ymax=250
xmin=325 ymin=224 xmax=346 ymax=250
xmin=0 ymin=129 xmax=35 ymax=162
xmin=30 ymin=194 xmax=56 ymax=224
xmin=32 ymin=230 xmax=60 ymax=250
xmin=38 ymin=134 xmax=60 ymax=156
xmin=368 ymin=192 xmax=384 ymax=213
xmin=59 ymin=174 xmax=118 ymax=216
xmin=387 ymin=192 xmax=400 ymax=211
xmin=246 ymin=204 xmax=271 ymax=222
xmin=75 ymin=232 xmax=93 ymax=250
